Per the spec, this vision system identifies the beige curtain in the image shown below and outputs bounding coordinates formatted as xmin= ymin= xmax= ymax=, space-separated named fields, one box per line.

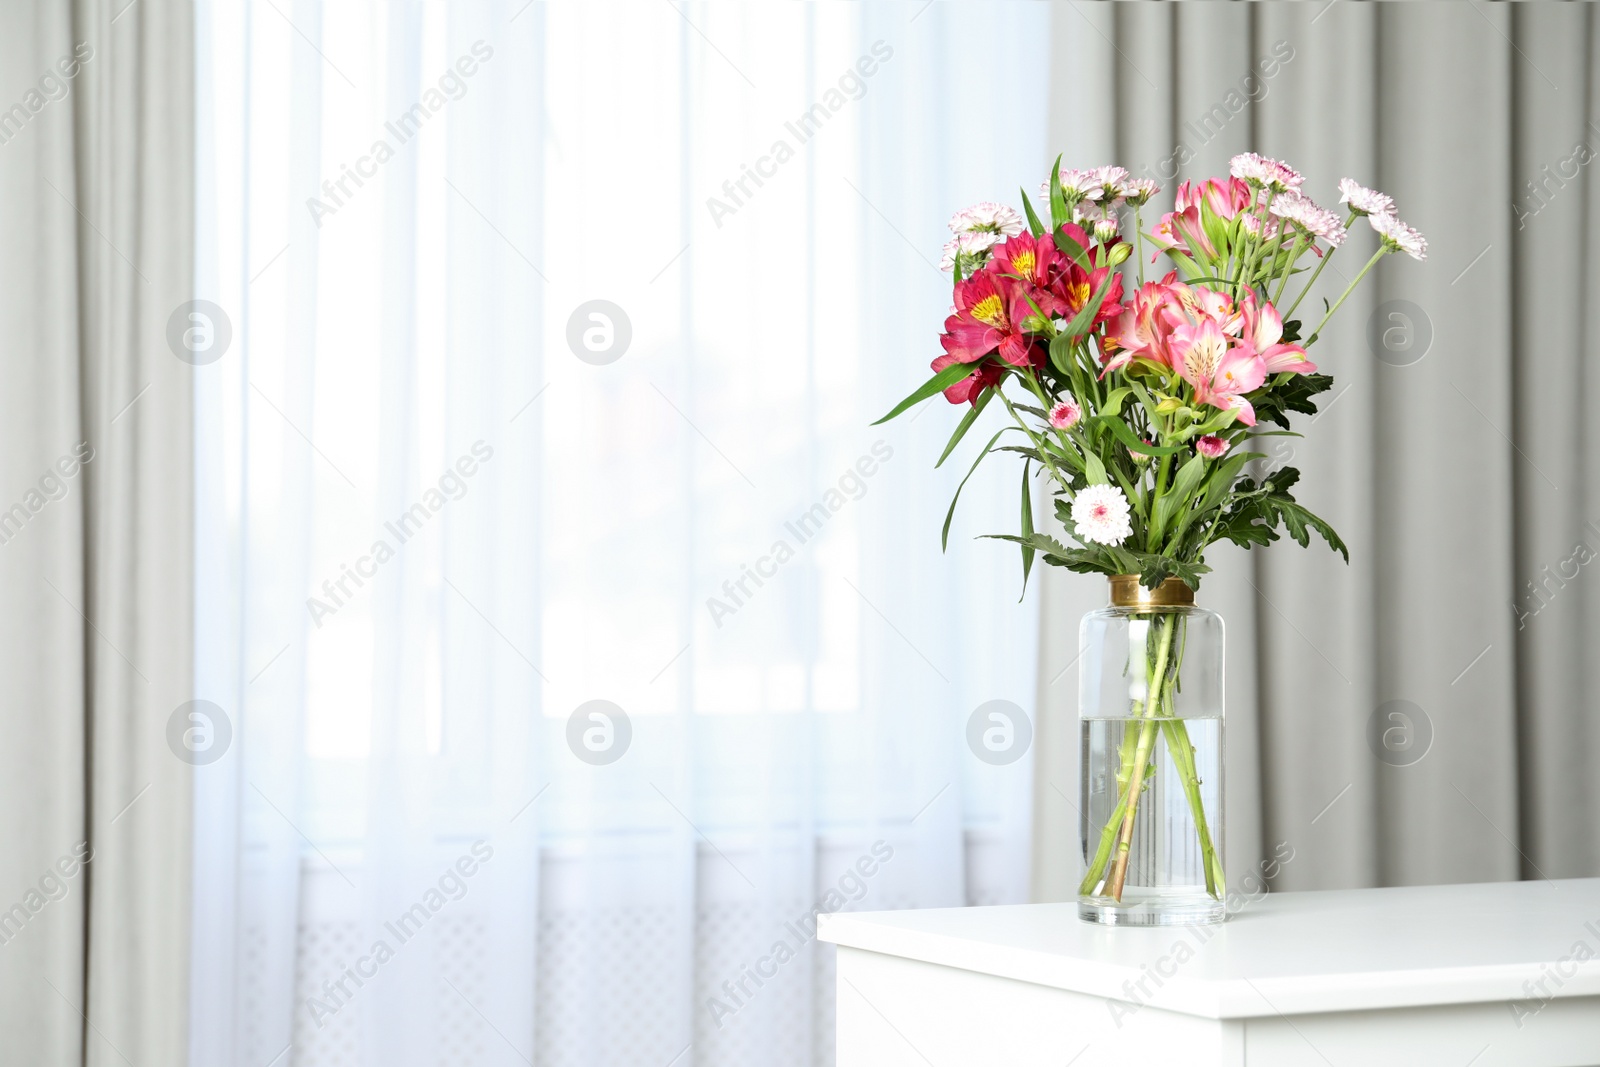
xmin=0 ymin=1 xmax=193 ymax=1064
xmin=1035 ymin=1 xmax=1599 ymax=900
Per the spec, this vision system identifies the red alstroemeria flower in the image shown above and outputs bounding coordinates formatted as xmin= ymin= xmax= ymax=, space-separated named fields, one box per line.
xmin=939 ymin=271 xmax=1037 ymax=368
xmin=931 ymin=354 xmax=1004 ymax=406
xmin=988 ymin=232 xmax=1061 ymax=294
xmin=1047 ymin=224 xmax=1124 ymax=333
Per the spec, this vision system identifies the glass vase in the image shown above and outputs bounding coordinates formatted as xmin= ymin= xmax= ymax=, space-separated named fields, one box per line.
xmin=1078 ymin=576 xmax=1225 ymax=925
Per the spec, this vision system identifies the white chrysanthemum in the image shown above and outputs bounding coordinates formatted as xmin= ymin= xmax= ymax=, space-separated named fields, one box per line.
xmin=1369 ymin=212 xmax=1428 ymax=260
xmin=1071 ymin=484 xmax=1133 ymax=546
xmin=948 ymin=202 xmax=1024 ymax=237
xmin=1269 ymin=192 xmax=1347 ymax=247
xmin=1337 ymin=178 xmax=1395 ymax=218
xmin=1118 ymin=177 xmax=1161 ymax=206
xmin=939 ymin=231 xmax=1002 ymax=272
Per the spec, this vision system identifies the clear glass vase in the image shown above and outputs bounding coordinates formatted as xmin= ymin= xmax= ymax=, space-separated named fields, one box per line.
xmin=1078 ymin=576 xmax=1225 ymax=925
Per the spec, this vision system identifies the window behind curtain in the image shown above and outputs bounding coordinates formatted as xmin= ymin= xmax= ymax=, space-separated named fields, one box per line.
xmin=192 ymin=3 xmax=1049 ymax=1065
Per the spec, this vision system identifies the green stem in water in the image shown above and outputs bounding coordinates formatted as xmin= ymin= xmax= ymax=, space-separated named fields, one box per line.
xmin=1104 ymin=615 xmax=1173 ymax=901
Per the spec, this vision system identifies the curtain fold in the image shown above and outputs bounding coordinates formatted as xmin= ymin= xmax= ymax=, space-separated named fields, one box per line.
xmin=0 ymin=0 xmax=194 ymax=1064
xmin=1036 ymin=1 xmax=1600 ymax=902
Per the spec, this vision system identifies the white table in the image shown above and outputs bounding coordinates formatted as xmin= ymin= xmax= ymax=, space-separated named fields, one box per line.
xmin=820 ymin=878 xmax=1600 ymax=1066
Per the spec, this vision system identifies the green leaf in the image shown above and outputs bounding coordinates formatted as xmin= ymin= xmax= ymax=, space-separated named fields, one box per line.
xmin=1053 ymin=227 xmax=1092 ymax=270
xmin=1251 ymin=372 xmax=1335 ymax=430
xmin=1169 ymin=452 xmax=1208 ymax=501
xmin=942 ymin=427 xmax=1010 ymax=550
xmin=1020 ymin=189 xmax=1046 ymax=237
xmin=1019 ymin=462 xmax=1036 ymax=596
xmin=1210 ymin=465 xmax=1348 ymax=562
xmin=873 ymin=361 xmax=977 ymax=425
xmin=1276 ymin=496 xmax=1349 ymax=560
xmin=1196 ymin=452 xmax=1252 ymax=514
xmin=1049 ymin=154 xmax=1069 ymax=231
xmin=1151 ymin=453 xmax=1207 ymax=546
xmin=985 ymin=533 xmax=1114 ymax=575
xmin=1083 ymin=449 xmax=1109 ymax=486
xmin=1127 ymin=379 xmax=1162 ymax=425
xmin=934 ymin=387 xmax=992 ymax=468
xmin=952 ymin=254 xmax=964 ymax=285
xmin=1048 ymin=334 xmax=1074 ymax=377
xmin=1199 ymin=200 xmax=1231 ymax=269
xmin=1094 ymin=415 xmax=1184 ymax=456
xmin=1099 ymin=386 xmax=1131 ymax=418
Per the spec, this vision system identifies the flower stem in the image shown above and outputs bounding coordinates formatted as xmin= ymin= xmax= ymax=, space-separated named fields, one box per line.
xmin=1307 ymin=246 xmax=1386 ymax=344
xmin=1134 ymin=206 xmax=1147 ymax=288
xmin=1284 ymin=210 xmax=1356 ymax=320
xmin=999 ymin=380 xmax=1073 ymax=495
xmin=1272 ymin=228 xmax=1307 ymax=306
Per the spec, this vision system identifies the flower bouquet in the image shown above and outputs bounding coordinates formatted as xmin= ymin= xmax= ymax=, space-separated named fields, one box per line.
xmin=878 ymin=154 xmax=1425 ymax=923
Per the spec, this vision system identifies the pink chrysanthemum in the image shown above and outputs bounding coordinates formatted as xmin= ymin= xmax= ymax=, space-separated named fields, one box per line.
xmin=1238 ymin=214 xmax=1279 ymax=241
xmin=1052 ymin=169 xmax=1096 ymax=202
xmin=1269 ymin=192 xmax=1348 ymax=247
xmin=1086 ymin=165 xmax=1131 ymax=201
xmin=948 ymin=202 xmax=1024 ymax=237
xmin=1074 ymin=200 xmax=1120 ymax=242
xmin=1117 ymin=177 xmax=1161 ymax=206
xmin=1369 ymin=212 xmax=1428 ymax=260
xmin=1337 ymin=178 xmax=1395 ymax=218
xmin=1071 ymin=484 xmax=1133 ymax=546
xmin=1048 ymin=398 xmax=1082 ymax=430
xmin=1230 ymin=152 xmax=1303 ymax=192
xmin=1051 ymin=166 xmax=1130 ymax=207
xmin=1195 ymin=435 xmax=1229 ymax=459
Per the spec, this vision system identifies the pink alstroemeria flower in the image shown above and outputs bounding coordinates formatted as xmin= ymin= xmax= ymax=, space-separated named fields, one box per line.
xmin=1238 ymin=294 xmax=1316 ymax=374
xmin=1100 ymin=277 xmax=1181 ymax=374
xmin=1152 ymin=178 xmax=1253 ymax=261
xmin=1170 ymin=317 xmax=1266 ymax=426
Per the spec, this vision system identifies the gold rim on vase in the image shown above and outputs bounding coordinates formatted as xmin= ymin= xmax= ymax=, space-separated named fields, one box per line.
xmin=1107 ymin=574 xmax=1195 ymax=609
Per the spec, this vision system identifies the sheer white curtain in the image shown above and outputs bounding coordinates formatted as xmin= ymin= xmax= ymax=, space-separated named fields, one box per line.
xmin=190 ymin=3 xmax=1047 ymax=1065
